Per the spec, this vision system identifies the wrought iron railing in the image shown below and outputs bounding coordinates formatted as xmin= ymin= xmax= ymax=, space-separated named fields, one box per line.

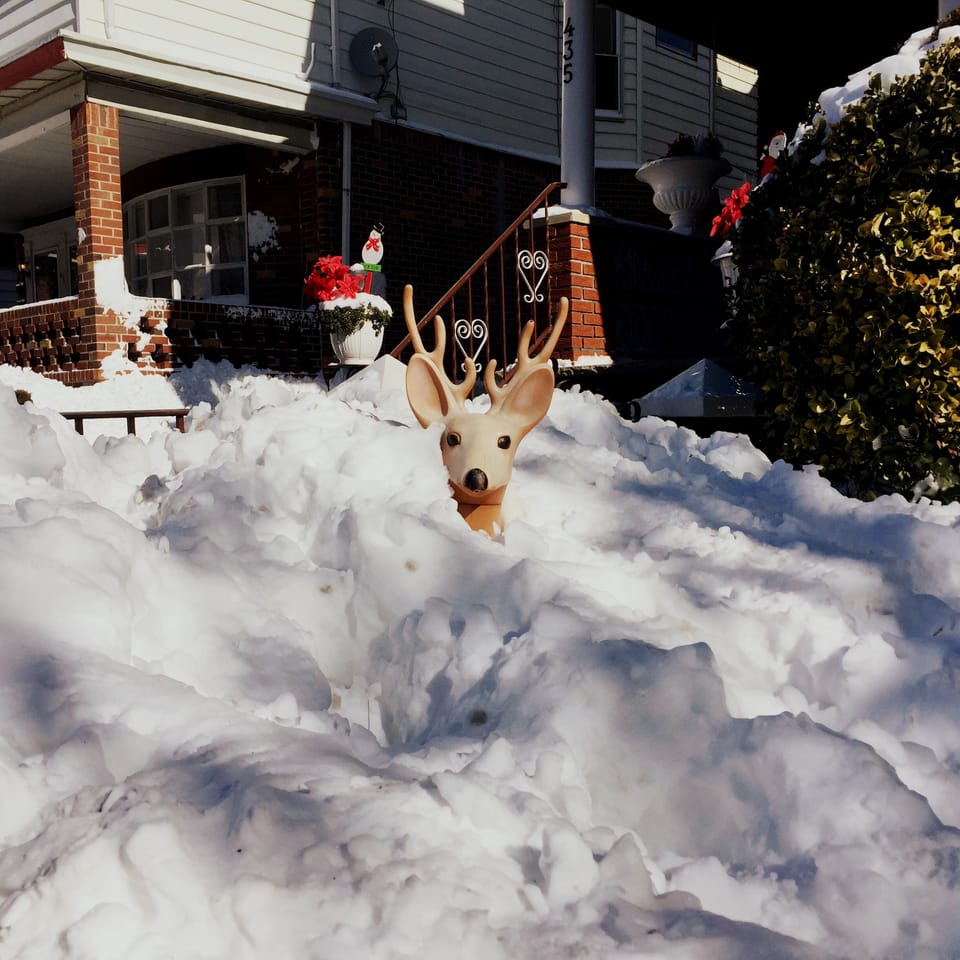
xmin=390 ymin=181 xmax=565 ymax=385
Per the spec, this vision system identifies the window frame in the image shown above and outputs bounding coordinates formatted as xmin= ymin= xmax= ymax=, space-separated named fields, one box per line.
xmin=655 ymin=25 xmax=698 ymax=61
xmin=594 ymin=3 xmax=622 ymax=117
xmin=122 ymin=176 xmax=248 ymax=304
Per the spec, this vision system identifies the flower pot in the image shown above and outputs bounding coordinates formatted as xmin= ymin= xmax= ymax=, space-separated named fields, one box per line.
xmin=329 ymin=322 xmax=385 ymax=366
xmin=636 ymin=155 xmax=733 ymax=236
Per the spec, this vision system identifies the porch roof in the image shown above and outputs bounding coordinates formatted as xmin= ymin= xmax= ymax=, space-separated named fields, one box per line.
xmin=0 ymin=35 xmax=378 ymax=233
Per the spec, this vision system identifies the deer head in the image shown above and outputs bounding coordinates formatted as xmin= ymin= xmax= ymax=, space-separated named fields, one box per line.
xmin=403 ymin=284 xmax=568 ymax=536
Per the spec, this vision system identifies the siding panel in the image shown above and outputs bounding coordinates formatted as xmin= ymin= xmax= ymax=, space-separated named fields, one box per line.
xmin=339 ymin=0 xmax=559 ymax=157
xmin=0 ymin=0 xmax=75 ymax=62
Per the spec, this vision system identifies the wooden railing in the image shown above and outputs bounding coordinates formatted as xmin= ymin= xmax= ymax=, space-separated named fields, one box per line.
xmin=61 ymin=408 xmax=190 ymax=436
xmin=390 ymin=181 xmax=565 ymax=385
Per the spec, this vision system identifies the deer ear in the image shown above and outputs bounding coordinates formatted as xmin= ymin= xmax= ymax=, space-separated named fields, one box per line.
xmin=406 ymin=355 xmax=454 ymax=427
xmin=501 ymin=366 xmax=556 ymax=432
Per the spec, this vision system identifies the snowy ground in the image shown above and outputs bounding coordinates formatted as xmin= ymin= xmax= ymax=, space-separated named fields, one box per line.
xmin=1 ymin=357 xmax=959 ymax=959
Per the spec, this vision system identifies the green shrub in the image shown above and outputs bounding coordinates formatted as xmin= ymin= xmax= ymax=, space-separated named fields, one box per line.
xmin=729 ymin=30 xmax=960 ymax=502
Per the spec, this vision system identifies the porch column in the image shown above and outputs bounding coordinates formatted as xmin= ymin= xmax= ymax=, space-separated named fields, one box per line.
xmin=548 ymin=209 xmax=607 ymax=362
xmin=70 ymin=100 xmax=126 ymax=380
xmin=559 ymin=0 xmax=595 ymax=210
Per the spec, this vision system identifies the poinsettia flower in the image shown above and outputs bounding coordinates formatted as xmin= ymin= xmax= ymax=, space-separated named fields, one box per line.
xmin=711 ymin=181 xmax=752 ymax=237
xmin=303 ymin=255 xmax=363 ymax=303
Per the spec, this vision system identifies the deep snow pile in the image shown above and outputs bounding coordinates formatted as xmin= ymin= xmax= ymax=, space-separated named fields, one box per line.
xmin=0 ymin=358 xmax=959 ymax=959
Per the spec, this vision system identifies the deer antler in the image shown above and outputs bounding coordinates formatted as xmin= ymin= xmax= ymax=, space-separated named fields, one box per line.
xmin=485 ymin=297 xmax=568 ymax=412
xmin=403 ymin=284 xmax=476 ymax=406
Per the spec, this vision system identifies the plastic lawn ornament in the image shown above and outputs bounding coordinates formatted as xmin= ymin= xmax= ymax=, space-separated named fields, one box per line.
xmin=403 ymin=284 xmax=568 ymax=537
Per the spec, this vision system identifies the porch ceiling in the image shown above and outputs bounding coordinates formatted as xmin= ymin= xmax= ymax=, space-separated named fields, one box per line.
xmin=0 ymin=57 xmax=332 ymax=233
xmin=0 ymin=111 xmax=296 ymax=233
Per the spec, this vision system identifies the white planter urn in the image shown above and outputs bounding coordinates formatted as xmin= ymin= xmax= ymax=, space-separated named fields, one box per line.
xmin=636 ymin=155 xmax=733 ymax=236
xmin=329 ymin=322 xmax=385 ymax=366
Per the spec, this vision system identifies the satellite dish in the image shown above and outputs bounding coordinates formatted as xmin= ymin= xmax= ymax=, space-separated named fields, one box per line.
xmin=350 ymin=27 xmax=398 ymax=76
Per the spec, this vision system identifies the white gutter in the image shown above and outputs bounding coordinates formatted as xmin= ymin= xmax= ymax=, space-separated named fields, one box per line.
xmin=59 ymin=31 xmax=378 ymax=125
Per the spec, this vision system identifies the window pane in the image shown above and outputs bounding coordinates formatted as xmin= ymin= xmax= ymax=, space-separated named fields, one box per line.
xmin=33 ymin=250 xmax=59 ymax=300
xmin=594 ymin=5 xmax=616 ymax=54
xmin=148 ymin=195 xmax=170 ymax=230
xmin=596 ymin=57 xmax=620 ymax=111
xmin=208 ymin=222 xmax=245 ymax=264
xmin=173 ymin=186 xmax=204 ymax=227
xmin=173 ymin=225 xmax=208 ymax=270
xmin=207 ymin=182 xmax=242 ymax=219
xmin=210 ymin=267 xmax=245 ymax=297
xmin=148 ymin=236 xmax=172 ymax=272
xmin=151 ymin=275 xmax=172 ymax=298
xmin=133 ymin=202 xmax=146 ymax=237
xmin=174 ymin=266 xmax=207 ymax=300
xmin=129 ymin=240 xmax=148 ymax=278
xmin=130 ymin=276 xmax=148 ymax=296
xmin=656 ymin=27 xmax=697 ymax=58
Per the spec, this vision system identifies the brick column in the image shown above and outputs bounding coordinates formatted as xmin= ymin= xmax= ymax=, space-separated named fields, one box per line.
xmin=548 ymin=210 xmax=607 ymax=362
xmin=71 ymin=100 xmax=127 ymax=382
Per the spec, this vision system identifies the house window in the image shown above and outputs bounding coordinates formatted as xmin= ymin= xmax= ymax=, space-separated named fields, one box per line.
xmin=123 ymin=177 xmax=247 ymax=302
xmin=594 ymin=4 xmax=621 ymax=113
xmin=656 ymin=26 xmax=697 ymax=60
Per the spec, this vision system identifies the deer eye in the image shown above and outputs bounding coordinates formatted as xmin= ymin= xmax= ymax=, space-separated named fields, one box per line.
xmin=497 ymin=435 xmax=511 ymax=449
xmin=446 ymin=432 xmax=461 ymax=447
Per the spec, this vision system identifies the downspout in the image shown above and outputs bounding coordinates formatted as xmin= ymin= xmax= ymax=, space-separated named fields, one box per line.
xmin=331 ymin=0 xmax=351 ymax=259
xmin=341 ymin=122 xmax=352 ymax=260
xmin=707 ymin=40 xmax=716 ymax=137
xmin=103 ymin=0 xmax=116 ymax=39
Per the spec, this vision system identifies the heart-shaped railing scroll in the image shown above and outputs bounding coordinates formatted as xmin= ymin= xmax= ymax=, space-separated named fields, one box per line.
xmin=518 ymin=249 xmax=549 ymax=304
xmin=454 ymin=317 xmax=488 ymax=376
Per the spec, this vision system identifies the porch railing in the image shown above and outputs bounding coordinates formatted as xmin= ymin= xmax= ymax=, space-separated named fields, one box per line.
xmin=390 ymin=181 xmax=565 ymax=386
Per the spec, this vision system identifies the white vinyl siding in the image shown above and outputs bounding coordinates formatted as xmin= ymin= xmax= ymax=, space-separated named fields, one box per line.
xmin=72 ymin=0 xmax=331 ymax=86
xmin=715 ymin=53 xmax=759 ymax=184
xmin=635 ymin=22 xmax=754 ymax=194
xmin=339 ymin=0 xmax=559 ymax=157
xmin=0 ymin=0 xmax=76 ymax=59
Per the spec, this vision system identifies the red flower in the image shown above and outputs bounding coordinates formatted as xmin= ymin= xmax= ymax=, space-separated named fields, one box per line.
xmin=711 ymin=181 xmax=752 ymax=238
xmin=303 ymin=255 xmax=362 ymax=303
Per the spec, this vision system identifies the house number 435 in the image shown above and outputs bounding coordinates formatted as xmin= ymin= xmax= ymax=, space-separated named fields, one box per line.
xmin=562 ymin=18 xmax=574 ymax=84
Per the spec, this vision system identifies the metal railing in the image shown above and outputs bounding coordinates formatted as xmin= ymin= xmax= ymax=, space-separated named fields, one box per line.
xmin=390 ymin=181 xmax=565 ymax=386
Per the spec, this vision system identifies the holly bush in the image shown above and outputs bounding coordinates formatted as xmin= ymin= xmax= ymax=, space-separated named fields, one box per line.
xmin=728 ymin=28 xmax=960 ymax=502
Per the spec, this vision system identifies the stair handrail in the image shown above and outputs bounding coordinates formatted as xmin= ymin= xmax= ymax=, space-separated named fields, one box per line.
xmin=390 ymin=181 xmax=566 ymax=358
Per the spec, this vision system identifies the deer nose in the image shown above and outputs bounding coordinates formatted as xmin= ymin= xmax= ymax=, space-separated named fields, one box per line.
xmin=464 ymin=468 xmax=488 ymax=492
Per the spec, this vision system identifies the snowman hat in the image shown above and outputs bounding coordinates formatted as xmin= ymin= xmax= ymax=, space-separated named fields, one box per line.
xmin=370 ymin=222 xmax=384 ymax=234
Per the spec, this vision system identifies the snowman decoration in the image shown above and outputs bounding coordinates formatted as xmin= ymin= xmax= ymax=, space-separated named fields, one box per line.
xmin=760 ymin=131 xmax=787 ymax=181
xmin=358 ymin=222 xmax=384 ymax=294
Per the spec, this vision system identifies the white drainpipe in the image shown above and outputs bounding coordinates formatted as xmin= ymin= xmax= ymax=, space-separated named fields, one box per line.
xmin=341 ymin=122 xmax=352 ymax=260
xmin=559 ymin=0 xmax=595 ymax=210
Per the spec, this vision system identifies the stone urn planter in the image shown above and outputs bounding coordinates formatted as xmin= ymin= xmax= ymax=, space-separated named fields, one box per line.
xmin=636 ymin=154 xmax=733 ymax=236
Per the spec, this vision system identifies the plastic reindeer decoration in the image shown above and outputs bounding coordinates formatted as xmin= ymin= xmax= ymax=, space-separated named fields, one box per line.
xmin=403 ymin=284 xmax=568 ymax=536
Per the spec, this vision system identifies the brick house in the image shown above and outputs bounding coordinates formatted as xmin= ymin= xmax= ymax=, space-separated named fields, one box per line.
xmin=0 ymin=0 xmax=758 ymax=388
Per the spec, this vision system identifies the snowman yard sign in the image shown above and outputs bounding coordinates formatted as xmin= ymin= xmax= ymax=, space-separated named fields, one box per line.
xmin=360 ymin=223 xmax=386 ymax=296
